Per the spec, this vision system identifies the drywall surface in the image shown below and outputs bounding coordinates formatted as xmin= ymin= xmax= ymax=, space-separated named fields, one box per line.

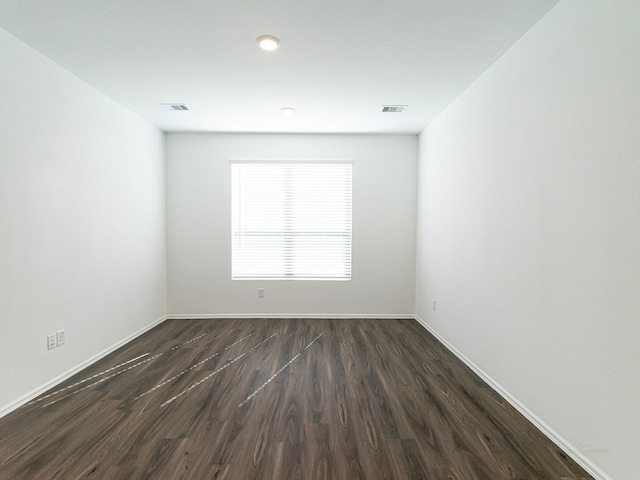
xmin=0 ymin=29 xmax=167 ymax=411
xmin=415 ymin=1 xmax=639 ymax=478
xmin=167 ymin=133 xmax=417 ymax=316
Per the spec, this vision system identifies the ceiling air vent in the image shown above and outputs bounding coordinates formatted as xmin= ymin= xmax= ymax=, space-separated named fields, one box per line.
xmin=159 ymin=103 xmax=189 ymax=111
xmin=382 ymin=105 xmax=408 ymax=113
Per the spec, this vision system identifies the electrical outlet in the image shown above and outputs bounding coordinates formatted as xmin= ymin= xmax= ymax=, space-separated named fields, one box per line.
xmin=432 ymin=300 xmax=437 ymax=311
xmin=258 ymin=288 xmax=264 ymax=299
xmin=47 ymin=334 xmax=56 ymax=350
xmin=56 ymin=330 xmax=65 ymax=347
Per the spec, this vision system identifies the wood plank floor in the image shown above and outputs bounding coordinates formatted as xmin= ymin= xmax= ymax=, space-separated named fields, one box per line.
xmin=0 ymin=319 xmax=593 ymax=479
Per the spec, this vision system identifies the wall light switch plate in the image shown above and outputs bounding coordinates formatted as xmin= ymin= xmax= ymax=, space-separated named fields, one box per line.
xmin=56 ymin=330 xmax=65 ymax=346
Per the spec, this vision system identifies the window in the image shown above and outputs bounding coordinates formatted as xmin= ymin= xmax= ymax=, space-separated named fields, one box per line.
xmin=231 ymin=161 xmax=352 ymax=280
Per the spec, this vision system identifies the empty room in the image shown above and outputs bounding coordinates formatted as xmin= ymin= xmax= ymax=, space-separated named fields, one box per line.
xmin=0 ymin=1 xmax=637 ymax=479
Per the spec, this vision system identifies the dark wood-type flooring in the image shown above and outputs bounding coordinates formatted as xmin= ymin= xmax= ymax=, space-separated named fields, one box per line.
xmin=0 ymin=318 xmax=593 ymax=479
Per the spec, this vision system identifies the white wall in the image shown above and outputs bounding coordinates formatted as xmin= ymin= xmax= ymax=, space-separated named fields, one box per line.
xmin=415 ymin=1 xmax=639 ymax=479
xmin=167 ymin=133 xmax=416 ymax=317
xmin=0 ymin=29 xmax=167 ymax=412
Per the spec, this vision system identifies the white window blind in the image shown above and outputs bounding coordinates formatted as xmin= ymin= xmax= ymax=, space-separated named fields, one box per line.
xmin=231 ymin=161 xmax=352 ymax=280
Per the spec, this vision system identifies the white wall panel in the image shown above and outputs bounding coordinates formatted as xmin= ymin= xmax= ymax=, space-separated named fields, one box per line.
xmin=0 ymin=29 xmax=166 ymax=412
xmin=167 ymin=133 xmax=417 ymax=317
xmin=415 ymin=1 xmax=640 ymax=478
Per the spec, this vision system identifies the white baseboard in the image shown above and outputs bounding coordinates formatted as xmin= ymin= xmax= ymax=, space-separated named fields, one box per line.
xmin=167 ymin=313 xmax=415 ymax=320
xmin=413 ymin=316 xmax=611 ymax=480
xmin=0 ymin=315 xmax=168 ymax=419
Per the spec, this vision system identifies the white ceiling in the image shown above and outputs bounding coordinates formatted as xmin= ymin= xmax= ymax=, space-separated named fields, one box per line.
xmin=0 ymin=0 xmax=559 ymax=134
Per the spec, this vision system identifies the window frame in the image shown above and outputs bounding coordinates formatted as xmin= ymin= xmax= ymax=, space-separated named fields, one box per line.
xmin=230 ymin=160 xmax=353 ymax=281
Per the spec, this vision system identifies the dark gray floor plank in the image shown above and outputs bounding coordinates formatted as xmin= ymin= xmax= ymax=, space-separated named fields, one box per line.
xmin=0 ymin=318 xmax=593 ymax=480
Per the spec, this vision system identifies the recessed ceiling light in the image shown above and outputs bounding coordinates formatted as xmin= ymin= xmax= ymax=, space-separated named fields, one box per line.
xmin=257 ymin=35 xmax=281 ymax=51
xmin=280 ymin=107 xmax=296 ymax=115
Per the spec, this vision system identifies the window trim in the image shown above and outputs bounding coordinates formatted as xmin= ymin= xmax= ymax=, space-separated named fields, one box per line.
xmin=230 ymin=159 xmax=353 ymax=281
